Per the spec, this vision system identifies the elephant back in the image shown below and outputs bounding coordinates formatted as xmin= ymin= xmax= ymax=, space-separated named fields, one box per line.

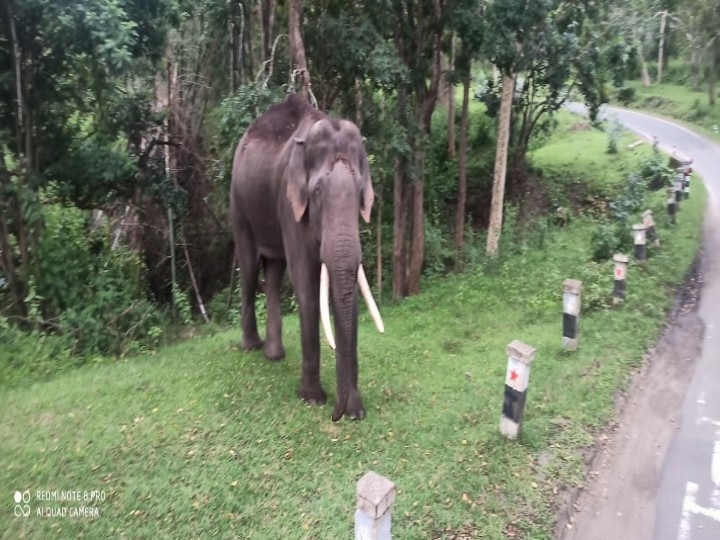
xmin=246 ymin=94 xmax=324 ymax=144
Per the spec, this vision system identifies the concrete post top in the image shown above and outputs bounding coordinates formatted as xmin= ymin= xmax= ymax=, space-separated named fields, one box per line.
xmin=563 ymin=279 xmax=582 ymax=294
xmin=507 ymin=340 xmax=536 ymax=364
xmin=632 ymin=223 xmax=646 ymax=231
xmin=613 ymin=253 xmax=629 ymax=264
xmin=357 ymin=471 xmax=396 ymax=519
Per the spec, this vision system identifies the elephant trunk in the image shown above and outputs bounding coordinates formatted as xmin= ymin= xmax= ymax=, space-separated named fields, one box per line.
xmin=322 ymin=229 xmax=361 ymax=422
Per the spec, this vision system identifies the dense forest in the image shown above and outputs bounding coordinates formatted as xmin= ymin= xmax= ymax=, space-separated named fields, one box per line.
xmin=1 ymin=0 xmax=719 ymax=356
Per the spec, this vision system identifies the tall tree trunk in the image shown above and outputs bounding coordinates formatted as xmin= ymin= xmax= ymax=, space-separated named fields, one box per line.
xmin=691 ymin=49 xmax=701 ymax=91
xmin=288 ymin=0 xmax=310 ymax=99
xmin=244 ymin=1 xmax=254 ymax=83
xmin=355 ymin=78 xmax=363 ymax=130
xmin=454 ymin=71 xmax=470 ymax=267
xmin=6 ymin=1 xmax=24 ymax=157
xmin=261 ymin=0 xmax=275 ymax=63
xmin=229 ymin=18 xmax=239 ymax=92
xmin=406 ymin=2 xmax=442 ymax=295
xmin=447 ymin=34 xmax=457 ymax=159
xmin=709 ymin=41 xmax=719 ymax=107
xmin=392 ymin=158 xmax=408 ymax=300
xmin=486 ymin=73 xmax=516 ymax=258
xmin=407 ymin=171 xmax=424 ymax=296
xmin=657 ymin=11 xmax=667 ymax=84
xmin=634 ymin=26 xmax=652 ymax=87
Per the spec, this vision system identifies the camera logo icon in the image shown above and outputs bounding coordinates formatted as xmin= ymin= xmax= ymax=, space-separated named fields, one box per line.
xmin=13 ymin=490 xmax=30 ymax=518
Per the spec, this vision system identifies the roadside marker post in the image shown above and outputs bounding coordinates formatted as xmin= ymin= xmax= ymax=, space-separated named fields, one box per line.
xmin=667 ymin=188 xmax=676 ymax=225
xmin=562 ymin=279 xmax=582 ymax=351
xmin=674 ymin=174 xmax=683 ymax=206
xmin=613 ymin=254 xmax=629 ymax=305
xmin=633 ymin=223 xmax=647 ymax=262
xmin=642 ymin=210 xmax=659 ymax=247
xmin=355 ymin=471 xmax=396 ymax=540
xmin=500 ymin=340 xmax=536 ymax=440
xmin=683 ymin=171 xmax=691 ymax=199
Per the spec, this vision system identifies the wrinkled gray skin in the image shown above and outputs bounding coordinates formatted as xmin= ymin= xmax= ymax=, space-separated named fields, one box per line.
xmin=230 ymin=94 xmax=375 ymax=421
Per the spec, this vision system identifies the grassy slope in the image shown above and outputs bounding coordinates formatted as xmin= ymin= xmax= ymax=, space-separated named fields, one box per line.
xmin=620 ymin=80 xmax=720 ymax=142
xmin=531 ymin=111 xmax=657 ymax=204
xmin=0 ymin=127 xmax=707 ymax=539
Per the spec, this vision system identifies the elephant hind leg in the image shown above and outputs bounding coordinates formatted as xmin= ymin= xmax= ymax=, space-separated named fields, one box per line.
xmin=235 ymin=219 xmax=263 ymax=352
xmin=263 ymin=257 xmax=286 ymax=361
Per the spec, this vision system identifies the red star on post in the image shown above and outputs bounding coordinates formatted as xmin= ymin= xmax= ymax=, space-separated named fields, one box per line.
xmin=509 ymin=370 xmax=518 ymax=382
xmin=615 ymin=268 xmax=623 ymax=279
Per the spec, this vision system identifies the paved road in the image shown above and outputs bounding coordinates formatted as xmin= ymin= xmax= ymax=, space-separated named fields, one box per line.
xmin=610 ymin=108 xmax=720 ymax=540
xmin=567 ymin=106 xmax=720 ymax=539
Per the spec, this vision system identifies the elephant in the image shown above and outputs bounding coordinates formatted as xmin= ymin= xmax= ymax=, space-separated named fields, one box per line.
xmin=230 ymin=94 xmax=384 ymax=421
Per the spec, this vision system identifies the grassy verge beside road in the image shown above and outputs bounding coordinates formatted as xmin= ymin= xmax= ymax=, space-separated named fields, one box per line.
xmin=0 ymin=122 xmax=706 ymax=538
xmin=617 ymin=80 xmax=720 ymax=142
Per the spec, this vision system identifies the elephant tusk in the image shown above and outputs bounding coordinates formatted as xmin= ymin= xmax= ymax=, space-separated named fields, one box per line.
xmin=320 ymin=263 xmax=336 ymax=350
xmin=357 ymin=264 xmax=385 ymax=334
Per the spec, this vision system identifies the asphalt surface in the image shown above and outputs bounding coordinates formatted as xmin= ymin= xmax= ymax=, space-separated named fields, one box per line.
xmin=565 ymin=105 xmax=720 ymax=540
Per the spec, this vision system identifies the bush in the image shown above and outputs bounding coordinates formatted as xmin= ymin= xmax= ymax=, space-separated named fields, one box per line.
xmin=616 ymin=87 xmax=636 ymax=106
xmin=591 ymin=171 xmax=647 ymax=261
xmin=606 ymin=118 xmax=623 ymax=154
xmin=16 ymin=204 xmax=165 ymax=357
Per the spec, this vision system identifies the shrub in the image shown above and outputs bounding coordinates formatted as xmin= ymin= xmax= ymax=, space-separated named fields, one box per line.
xmin=606 ymin=118 xmax=623 ymax=154
xmin=616 ymin=87 xmax=636 ymax=106
xmin=13 ymin=204 xmax=165 ymax=358
xmin=591 ymin=171 xmax=647 ymax=261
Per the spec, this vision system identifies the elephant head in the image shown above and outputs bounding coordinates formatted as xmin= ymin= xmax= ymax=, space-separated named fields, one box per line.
xmin=285 ymin=117 xmax=383 ymax=421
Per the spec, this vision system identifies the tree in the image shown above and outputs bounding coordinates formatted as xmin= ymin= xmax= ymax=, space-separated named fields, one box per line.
xmin=481 ymin=0 xmax=546 ymax=258
xmin=0 ymin=0 xmax=177 ymax=318
xmin=289 ymin=0 xmax=311 ymax=99
xmin=482 ymin=0 xmax=621 ymax=257
xmin=485 ymin=72 xmax=515 ymax=258
xmin=386 ymin=0 xmax=444 ymax=297
xmin=448 ymin=0 xmax=484 ymax=264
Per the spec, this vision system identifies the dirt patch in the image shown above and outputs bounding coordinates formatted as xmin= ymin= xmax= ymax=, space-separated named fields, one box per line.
xmin=555 ymin=252 xmax=704 ymax=539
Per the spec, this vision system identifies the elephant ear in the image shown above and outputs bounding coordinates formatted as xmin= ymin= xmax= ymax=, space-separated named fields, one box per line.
xmin=286 ymin=137 xmax=308 ymax=222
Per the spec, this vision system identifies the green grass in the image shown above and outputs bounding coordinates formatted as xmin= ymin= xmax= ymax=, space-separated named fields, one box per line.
xmin=618 ymin=80 xmax=720 ymax=142
xmin=1 ymin=180 xmax=706 ymax=539
xmin=531 ymin=110 xmax=658 ymax=205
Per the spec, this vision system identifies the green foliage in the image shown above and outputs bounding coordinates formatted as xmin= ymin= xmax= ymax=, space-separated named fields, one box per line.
xmin=616 ymin=86 xmax=637 ymax=106
xmin=606 ymin=118 xmax=623 ymax=154
xmin=21 ymin=204 xmax=163 ymax=357
xmin=172 ymin=283 xmax=193 ymax=326
xmin=211 ymin=83 xmax=289 ymax=192
xmin=591 ymin=171 xmax=647 ymax=261
xmin=639 ymin=148 xmax=674 ymax=190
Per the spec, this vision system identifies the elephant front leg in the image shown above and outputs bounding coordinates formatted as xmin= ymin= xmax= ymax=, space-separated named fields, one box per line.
xmin=295 ymin=276 xmax=327 ymax=405
xmin=263 ymin=258 xmax=286 ymax=361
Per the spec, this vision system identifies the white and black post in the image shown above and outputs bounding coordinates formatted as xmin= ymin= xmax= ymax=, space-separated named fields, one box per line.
xmin=642 ymin=210 xmax=659 ymax=247
xmin=667 ymin=187 xmax=676 ymax=225
xmin=562 ymin=279 xmax=582 ymax=351
xmin=633 ymin=223 xmax=646 ymax=262
xmin=500 ymin=340 xmax=536 ymax=440
xmin=613 ymin=253 xmax=629 ymax=305
xmin=683 ymin=170 xmax=691 ymax=199
xmin=674 ymin=173 xmax=683 ymax=206
xmin=355 ymin=471 xmax=396 ymax=540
